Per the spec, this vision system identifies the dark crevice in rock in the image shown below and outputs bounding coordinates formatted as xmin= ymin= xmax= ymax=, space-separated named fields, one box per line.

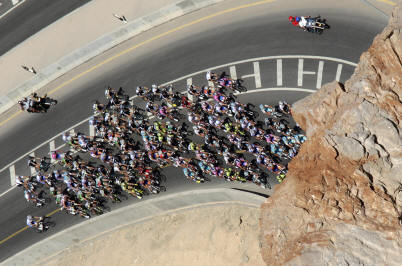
xmin=260 ymin=4 xmax=402 ymax=265
xmin=371 ymin=134 xmax=391 ymax=159
xmin=359 ymin=167 xmax=376 ymax=192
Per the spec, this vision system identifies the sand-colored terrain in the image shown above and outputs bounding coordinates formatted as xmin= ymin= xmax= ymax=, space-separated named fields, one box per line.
xmin=42 ymin=204 xmax=264 ymax=266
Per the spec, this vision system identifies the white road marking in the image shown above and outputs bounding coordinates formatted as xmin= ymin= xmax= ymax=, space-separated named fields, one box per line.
xmin=0 ymin=85 xmax=313 ymax=197
xmin=0 ymin=55 xmax=357 ymax=176
xmin=276 ymin=59 xmax=282 ymax=86
xmin=187 ymin=78 xmax=193 ymax=101
xmin=1 ymin=56 xmax=355 ymax=174
xmin=29 ymin=152 xmax=35 ymax=175
xmin=0 ymin=186 xmax=16 ymax=198
xmin=11 ymin=0 xmax=19 ymax=5
xmin=0 ymin=55 xmax=358 ymax=196
xmin=254 ymin=62 xmax=261 ymax=88
xmin=335 ymin=64 xmax=343 ymax=82
xmin=49 ymin=140 xmax=55 ymax=163
xmin=55 ymin=144 xmax=66 ymax=151
xmin=229 ymin=66 xmax=237 ymax=80
xmin=9 ymin=165 xmax=15 ymax=186
xmin=316 ymin=61 xmax=324 ymax=89
xmin=242 ymin=62 xmax=261 ymax=88
xmin=69 ymin=129 xmax=76 ymax=152
xmin=297 ymin=59 xmax=316 ymax=87
xmin=0 ymin=117 xmax=91 ymax=174
xmin=204 ymin=70 xmax=213 ymax=87
xmin=0 ymin=0 xmax=25 ymax=20
xmin=165 ymin=55 xmax=356 ymax=85
xmin=234 ymin=87 xmax=316 ymax=96
xmin=89 ymin=124 xmax=95 ymax=137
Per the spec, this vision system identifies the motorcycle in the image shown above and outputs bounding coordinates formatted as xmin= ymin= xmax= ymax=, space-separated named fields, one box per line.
xmin=306 ymin=19 xmax=330 ymax=34
xmin=303 ymin=16 xmax=330 ymax=34
xmin=289 ymin=16 xmax=330 ymax=34
xmin=18 ymin=93 xmax=58 ymax=113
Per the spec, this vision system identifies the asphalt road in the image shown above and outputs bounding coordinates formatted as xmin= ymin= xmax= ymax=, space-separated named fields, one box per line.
xmin=0 ymin=1 xmax=388 ymax=262
xmin=0 ymin=0 xmax=91 ymax=57
xmin=0 ymin=8 xmax=386 ymax=178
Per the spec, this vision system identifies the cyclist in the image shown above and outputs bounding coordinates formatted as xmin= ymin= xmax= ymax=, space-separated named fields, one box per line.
xmin=26 ymin=215 xmax=43 ymax=229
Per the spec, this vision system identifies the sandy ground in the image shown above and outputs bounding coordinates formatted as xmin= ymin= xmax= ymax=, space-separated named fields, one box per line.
xmin=41 ymin=204 xmax=265 ymax=266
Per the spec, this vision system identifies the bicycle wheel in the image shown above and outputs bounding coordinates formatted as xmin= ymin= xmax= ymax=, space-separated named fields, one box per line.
xmin=122 ymin=191 xmax=130 ymax=200
xmin=157 ymin=173 xmax=167 ymax=183
xmin=176 ymin=112 xmax=185 ymax=120
xmin=251 ymin=111 xmax=259 ymax=119
xmin=45 ymin=221 xmax=56 ymax=228
xmin=103 ymin=205 xmax=111 ymax=212
xmin=112 ymin=194 xmax=122 ymax=203
xmin=237 ymin=85 xmax=247 ymax=92
xmin=264 ymin=181 xmax=272 ymax=190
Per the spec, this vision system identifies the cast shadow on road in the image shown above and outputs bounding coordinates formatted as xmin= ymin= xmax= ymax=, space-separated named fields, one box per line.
xmin=231 ymin=188 xmax=269 ymax=198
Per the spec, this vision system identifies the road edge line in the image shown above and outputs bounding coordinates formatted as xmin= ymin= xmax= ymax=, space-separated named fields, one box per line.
xmin=1 ymin=188 xmax=265 ymax=265
xmin=0 ymin=0 xmax=26 ymax=20
xmin=0 ymin=0 xmax=227 ymax=115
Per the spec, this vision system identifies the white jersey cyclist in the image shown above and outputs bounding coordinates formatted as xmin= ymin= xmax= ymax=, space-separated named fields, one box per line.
xmin=206 ymin=71 xmax=212 ymax=81
xmin=26 ymin=215 xmax=35 ymax=227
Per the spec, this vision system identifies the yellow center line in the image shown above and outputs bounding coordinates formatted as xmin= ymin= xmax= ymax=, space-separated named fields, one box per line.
xmin=48 ymin=0 xmax=275 ymax=96
xmin=376 ymin=0 xmax=396 ymax=6
xmin=0 ymin=110 xmax=22 ymax=127
xmin=45 ymin=208 xmax=61 ymax=217
xmin=0 ymin=208 xmax=61 ymax=246
xmin=0 ymin=0 xmax=275 ymax=245
xmin=0 ymin=0 xmax=275 ymax=129
xmin=0 ymin=226 xmax=28 ymax=246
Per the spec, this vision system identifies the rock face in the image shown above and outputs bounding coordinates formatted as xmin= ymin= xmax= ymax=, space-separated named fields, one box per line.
xmin=260 ymin=5 xmax=402 ymax=266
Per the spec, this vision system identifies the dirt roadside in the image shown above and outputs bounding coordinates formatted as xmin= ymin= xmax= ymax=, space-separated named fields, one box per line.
xmin=40 ymin=204 xmax=265 ymax=266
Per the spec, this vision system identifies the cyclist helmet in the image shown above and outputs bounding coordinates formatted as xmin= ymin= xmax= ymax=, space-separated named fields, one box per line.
xmin=288 ymin=16 xmax=295 ymax=22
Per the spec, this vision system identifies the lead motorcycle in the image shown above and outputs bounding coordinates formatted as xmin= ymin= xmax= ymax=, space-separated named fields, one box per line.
xmin=18 ymin=93 xmax=58 ymax=113
xmin=289 ymin=16 xmax=330 ymax=34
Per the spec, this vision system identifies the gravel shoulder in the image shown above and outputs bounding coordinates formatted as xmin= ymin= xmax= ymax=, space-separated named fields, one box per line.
xmin=41 ymin=204 xmax=264 ymax=266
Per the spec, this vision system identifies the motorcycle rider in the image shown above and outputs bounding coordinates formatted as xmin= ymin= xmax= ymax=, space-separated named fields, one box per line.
xmin=288 ymin=16 xmax=301 ymax=26
xmin=300 ymin=16 xmax=322 ymax=31
xmin=18 ymin=97 xmax=39 ymax=113
xmin=290 ymin=15 xmax=322 ymax=31
xmin=18 ymin=93 xmax=54 ymax=113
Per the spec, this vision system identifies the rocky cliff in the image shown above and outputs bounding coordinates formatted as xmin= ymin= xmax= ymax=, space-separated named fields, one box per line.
xmin=260 ymin=5 xmax=402 ymax=266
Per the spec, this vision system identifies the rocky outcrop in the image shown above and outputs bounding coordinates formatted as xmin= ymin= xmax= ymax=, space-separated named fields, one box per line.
xmin=260 ymin=5 xmax=402 ymax=266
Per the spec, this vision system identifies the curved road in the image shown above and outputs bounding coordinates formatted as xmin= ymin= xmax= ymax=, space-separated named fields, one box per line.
xmin=0 ymin=0 xmax=91 ymax=56
xmin=0 ymin=0 xmax=388 ymax=262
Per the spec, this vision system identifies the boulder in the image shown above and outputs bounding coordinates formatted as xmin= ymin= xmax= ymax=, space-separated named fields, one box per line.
xmin=260 ymin=4 xmax=402 ymax=265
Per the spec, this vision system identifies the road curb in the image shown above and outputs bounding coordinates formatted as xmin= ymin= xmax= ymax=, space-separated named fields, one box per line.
xmin=0 ymin=0 xmax=225 ymax=115
xmin=2 ymin=188 xmax=266 ymax=266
